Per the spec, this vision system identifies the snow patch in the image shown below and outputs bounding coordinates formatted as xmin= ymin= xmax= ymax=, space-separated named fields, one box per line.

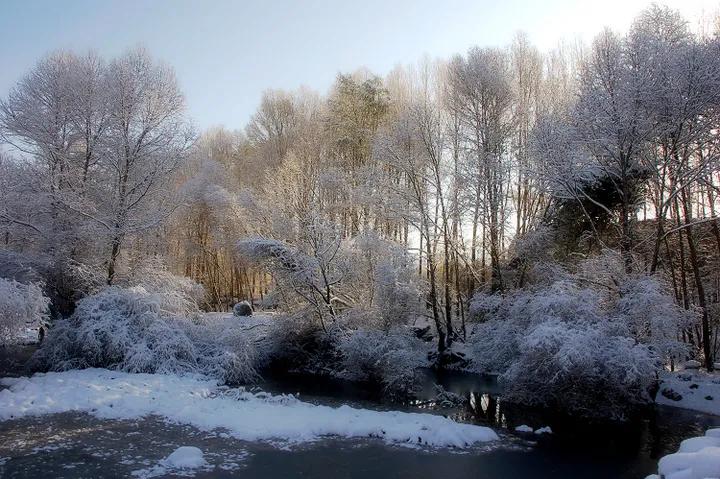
xmin=163 ymin=447 xmax=206 ymax=469
xmin=0 ymin=369 xmax=499 ymax=449
xmin=514 ymin=425 xmax=533 ymax=433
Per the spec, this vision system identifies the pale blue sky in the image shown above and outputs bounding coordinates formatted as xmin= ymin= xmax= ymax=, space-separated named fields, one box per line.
xmin=0 ymin=0 xmax=715 ymax=131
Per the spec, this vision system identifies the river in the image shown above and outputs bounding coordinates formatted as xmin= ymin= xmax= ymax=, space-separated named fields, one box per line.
xmin=0 ymin=346 xmax=718 ymax=478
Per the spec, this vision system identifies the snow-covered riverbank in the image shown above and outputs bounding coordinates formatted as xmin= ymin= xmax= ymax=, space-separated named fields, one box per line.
xmin=0 ymin=369 xmax=498 ymax=448
xmin=657 ymin=370 xmax=720 ymax=416
xmin=645 ymin=427 xmax=720 ymax=479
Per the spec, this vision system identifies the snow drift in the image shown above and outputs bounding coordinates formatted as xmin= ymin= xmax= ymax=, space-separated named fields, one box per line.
xmin=0 ymin=369 xmax=499 ymax=448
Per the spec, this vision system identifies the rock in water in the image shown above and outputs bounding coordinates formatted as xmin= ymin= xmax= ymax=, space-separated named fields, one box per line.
xmin=233 ymin=301 xmax=253 ymax=317
xmin=661 ymin=387 xmax=683 ymax=402
xmin=515 ymin=425 xmax=533 ymax=433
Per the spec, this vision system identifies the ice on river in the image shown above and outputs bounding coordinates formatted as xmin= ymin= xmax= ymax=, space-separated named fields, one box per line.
xmin=0 ymin=368 xmax=499 ymax=448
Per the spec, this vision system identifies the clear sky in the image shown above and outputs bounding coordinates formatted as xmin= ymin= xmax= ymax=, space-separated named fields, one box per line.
xmin=0 ymin=0 xmax=716 ymax=131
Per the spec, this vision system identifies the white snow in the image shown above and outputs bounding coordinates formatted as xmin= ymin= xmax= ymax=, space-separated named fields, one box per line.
xmin=131 ymin=446 xmax=213 ymax=479
xmin=678 ymin=435 xmax=720 ymax=453
xmin=514 ymin=425 xmax=533 ymax=433
xmin=657 ymin=370 xmax=720 ymax=416
xmin=645 ymin=428 xmax=720 ymax=479
xmin=163 ymin=447 xmax=206 ymax=469
xmin=0 ymin=369 xmax=499 ymax=448
xmin=534 ymin=426 xmax=553 ymax=435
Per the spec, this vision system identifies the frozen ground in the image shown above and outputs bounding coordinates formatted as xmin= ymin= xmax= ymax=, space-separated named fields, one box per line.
xmin=657 ymin=370 xmax=720 ymax=416
xmin=0 ymin=368 xmax=498 ymax=448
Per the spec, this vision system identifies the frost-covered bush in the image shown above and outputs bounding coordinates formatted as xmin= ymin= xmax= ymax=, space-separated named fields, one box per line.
xmin=34 ymin=287 xmax=197 ymax=373
xmin=0 ymin=278 xmax=49 ymax=344
xmin=501 ymin=225 xmax=562 ymax=288
xmin=33 ymin=287 xmax=257 ymax=383
xmin=185 ymin=314 xmax=259 ymax=383
xmin=467 ymin=274 xmax=687 ymax=418
xmin=237 ymin=225 xmax=423 ymax=332
xmin=501 ymin=318 xmax=658 ymax=418
xmin=348 ymin=232 xmax=423 ymax=330
xmin=468 ymin=281 xmax=605 ymax=374
xmin=616 ymin=276 xmax=695 ymax=363
xmin=339 ymin=328 xmax=428 ymax=397
xmin=125 ymin=261 xmax=205 ymax=316
xmin=0 ymin=250 xmax=47 ymax=284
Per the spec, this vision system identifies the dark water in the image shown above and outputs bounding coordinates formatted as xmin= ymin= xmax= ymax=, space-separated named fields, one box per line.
xmin=1 ymin=352 xmax=719 ymax=478
xmin=258 ymin=368 xmax=720 ymax=477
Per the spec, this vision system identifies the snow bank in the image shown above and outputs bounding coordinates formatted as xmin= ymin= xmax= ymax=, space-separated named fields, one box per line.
xmin=645 ymin=428 xmax=720 ymax=479
xmin=0 ymin=369 xmax=499 ymax=448
xmin=656 ymin=370 xmax=720 ymax=416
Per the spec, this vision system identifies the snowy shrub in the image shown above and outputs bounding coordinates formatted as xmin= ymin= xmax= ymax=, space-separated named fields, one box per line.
xmin=125 ymin=261 xmax=205 ymax=316
xmin=468 ymin=281 xmax=606 ymax=373
xmin=34 ymin=287 xmax=197 ymax=373
xmin=33 ymin=287 xmax=258 ymax=383
xmin=616 ymin=276 xmax=695 ymax=363
xmin=501 ymin=318 xmax=658 ymax=418
xmin=501 ymin=225 xmax=561 ymax=288
xmin=237 ymin=234 xmax=342 ymax=328
xmin=468 ymin=291 xmax=505 ymax=323
xmin=0 ymin=278 xmax=49 ymax=344
xmin=339 ymin=328 xmax=428 ymax=397
xmin=61 ymin=259 xmax=106 ymax=297
xmin=348 ymin=232 xmax=423 ymax=330
xmin=467 ymin=277 xmax=681 ymax=418
xmin=238 ymin=225 xmax=423 ymax=333
xmin=185 ymin=314 xmax=259 ymax=383
xmin=371 ymin=258 xmax=422 ymax=327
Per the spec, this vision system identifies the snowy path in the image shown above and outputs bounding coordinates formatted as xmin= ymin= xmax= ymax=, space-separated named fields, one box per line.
xmin=0 ymin=369 xmax=498 ymax=448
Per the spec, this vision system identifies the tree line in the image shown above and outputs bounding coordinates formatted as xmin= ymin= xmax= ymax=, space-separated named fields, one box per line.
xmin=2 ymin=5 xmax=720 ymax=371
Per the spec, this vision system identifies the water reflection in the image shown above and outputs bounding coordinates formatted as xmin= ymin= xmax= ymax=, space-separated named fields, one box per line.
xmin=405 ymin=368 xmax=720 ymax=470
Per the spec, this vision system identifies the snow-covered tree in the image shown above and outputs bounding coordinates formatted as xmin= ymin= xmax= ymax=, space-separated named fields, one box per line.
xmin=101 ymin=49 xmax=194 ymax=284
xmin=0 ymin=278 xmax=49 ymax=344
